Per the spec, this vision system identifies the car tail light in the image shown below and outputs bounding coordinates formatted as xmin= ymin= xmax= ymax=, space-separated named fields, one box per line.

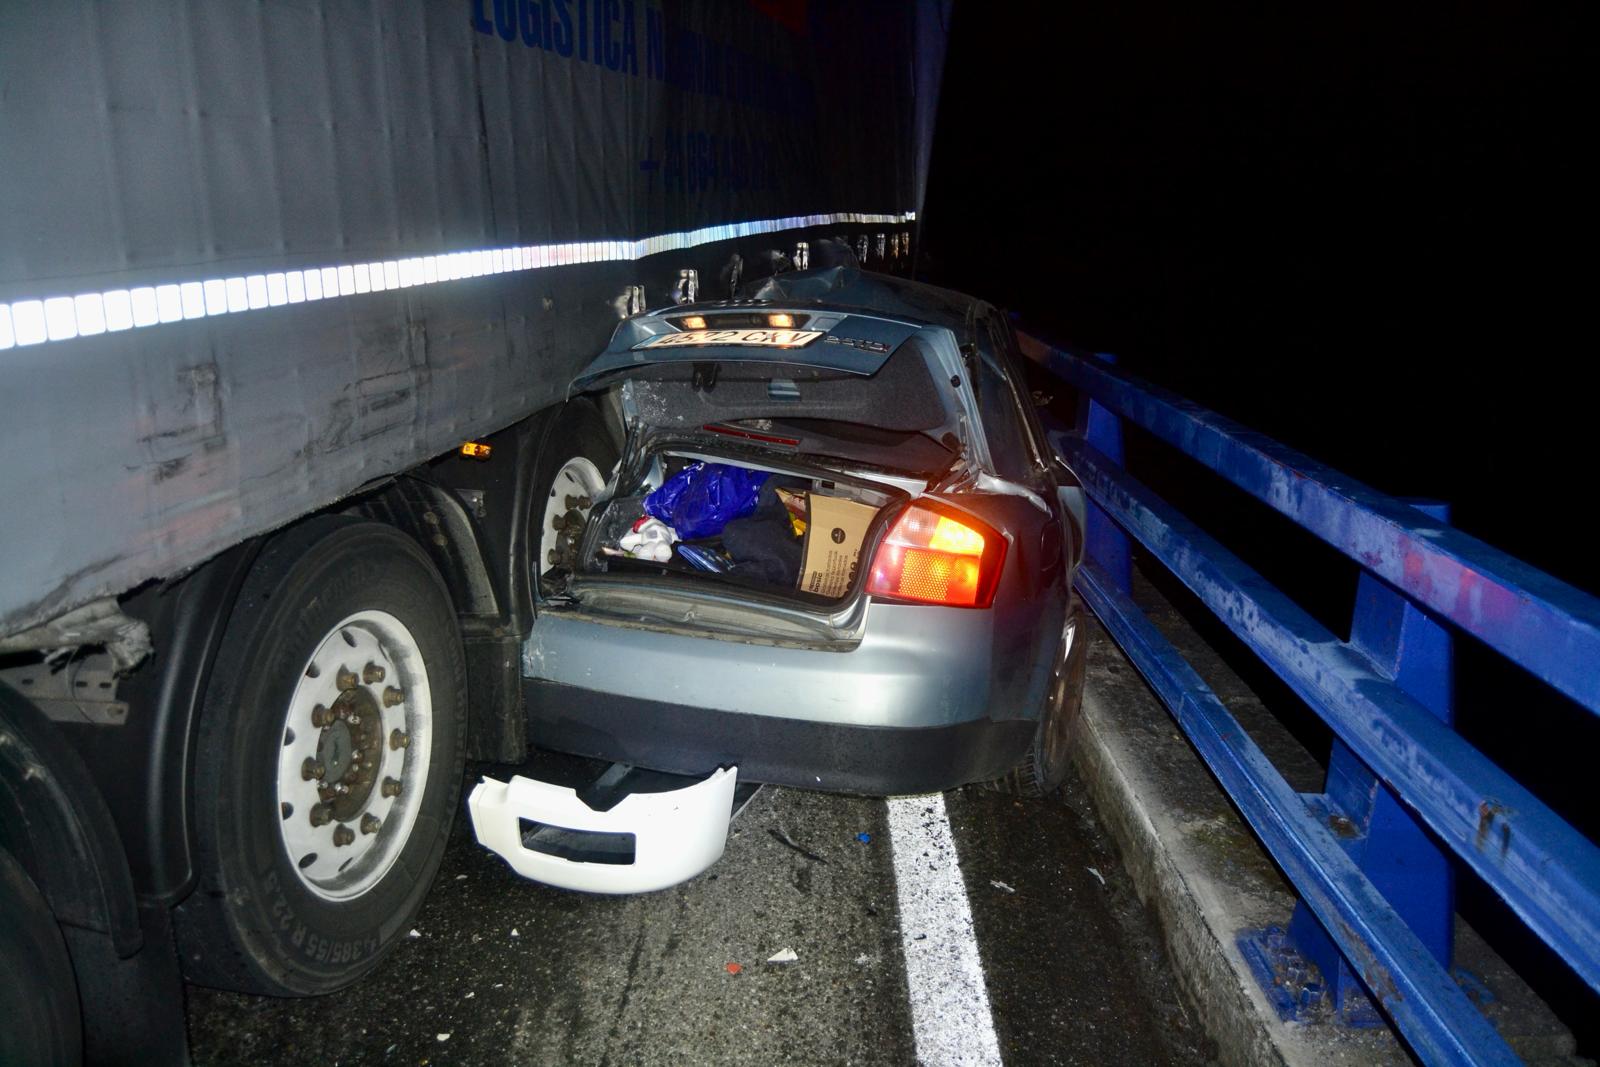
xmin=867 ymin=502 xmax=1006 ymax=608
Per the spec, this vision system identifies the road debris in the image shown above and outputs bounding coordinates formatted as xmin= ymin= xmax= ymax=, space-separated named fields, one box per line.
xmin=990 ymin=880 xmax=1015 ymax=894
xmin=1087 ymin=867 xmax=1106 ymax=886
xmin=725 ymin=961 xmax=743 ymax=975
xmin=436 ymin=1033 xmax=451 ymax=1043
xmin=767 ymin=947 xmax=799 ymax=963
xmin=407 ymin=928 xmax=422 ymax=939
xmin=510 ymin=927 xmax=520 ymax=937
xmin=770 ymin=826 xmax=829 ymax=864
xmin=857 ymin=832 xmax=872 ymax=843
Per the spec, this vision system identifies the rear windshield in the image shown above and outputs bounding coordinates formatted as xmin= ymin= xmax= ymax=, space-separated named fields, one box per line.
xmin=727 ymin=417 xmax=957 ymax=477
xmin=613 ymin=338 xmax=951 ymax=435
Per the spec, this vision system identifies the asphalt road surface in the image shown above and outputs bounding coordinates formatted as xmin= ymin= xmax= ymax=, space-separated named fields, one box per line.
xmin=187 ymin=756 xmax=1214 ymax=1066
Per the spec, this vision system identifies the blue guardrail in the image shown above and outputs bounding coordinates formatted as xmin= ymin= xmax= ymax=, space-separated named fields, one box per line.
xmin=1018 ymin=332 xmax=1600 ymax=1067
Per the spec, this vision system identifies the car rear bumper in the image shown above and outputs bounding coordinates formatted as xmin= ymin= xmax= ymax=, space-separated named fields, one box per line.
xmin=523 ymin=603 xmax=1012 ymax=729
xmin=522 ymin=601 xmax=1042 ymax=793
xmin=524 ymin=679 xmax=1034 ymax=794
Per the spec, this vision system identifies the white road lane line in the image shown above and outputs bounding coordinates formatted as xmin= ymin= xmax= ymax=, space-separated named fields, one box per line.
xmin=887 ymin=793 xmax=1003 ymax=1067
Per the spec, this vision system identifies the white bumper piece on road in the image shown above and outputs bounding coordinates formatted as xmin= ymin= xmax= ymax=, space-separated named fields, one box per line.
xmin=468 ymin=766 xmax=738 ymax=894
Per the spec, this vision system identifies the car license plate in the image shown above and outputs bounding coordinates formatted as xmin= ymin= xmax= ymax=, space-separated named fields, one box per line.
xmin=641 ymin=328 xmax=824 ymax=349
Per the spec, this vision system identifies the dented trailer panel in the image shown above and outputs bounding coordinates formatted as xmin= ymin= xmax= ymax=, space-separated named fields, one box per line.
xmin=0 ymin=0 xmax=947 ymax=635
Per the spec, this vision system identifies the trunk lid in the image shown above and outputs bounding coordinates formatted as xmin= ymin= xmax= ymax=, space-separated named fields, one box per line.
xmin=573 ymin=309 xmax=924 ymax=386
xmin=571 ymin=305 xmax=987 ymax=471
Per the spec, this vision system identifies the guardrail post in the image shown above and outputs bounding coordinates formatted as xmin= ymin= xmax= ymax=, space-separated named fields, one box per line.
xmin=1286 ymin=500 xmax=1456 ymax=1022
xmin=1078 ymin=353 xmax=1133 ymax=593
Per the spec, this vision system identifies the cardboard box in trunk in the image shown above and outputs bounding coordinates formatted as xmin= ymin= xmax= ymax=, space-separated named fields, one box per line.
xmin=799 ymin=494 xmax=880 ymax=597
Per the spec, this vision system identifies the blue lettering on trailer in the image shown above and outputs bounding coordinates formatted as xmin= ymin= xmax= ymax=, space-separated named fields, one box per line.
xmin=470 ymin=0 xmax=812 ymax=119
xmin=476 ymin=0 xmax=638 ymax=78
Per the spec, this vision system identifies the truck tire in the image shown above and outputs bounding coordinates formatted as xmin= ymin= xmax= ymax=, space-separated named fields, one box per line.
xmin=988 ymin=600 xmax=1087 ymax=797
xmin=0 ymin=846 xmax=82 ymax=1067
xmin=175 ymin=518 xmax=466 ymax=995
xmin=532 ymin=399 xmax=620 ymax=588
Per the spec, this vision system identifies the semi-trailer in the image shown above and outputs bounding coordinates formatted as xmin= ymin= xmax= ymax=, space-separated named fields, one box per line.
xmin=0 ymin=3 xmax=947 ymax=1061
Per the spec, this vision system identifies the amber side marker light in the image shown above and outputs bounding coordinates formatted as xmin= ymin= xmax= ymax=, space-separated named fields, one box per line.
xmin=459 ymin=441 xmax=493 ymax=460
xmin=866 ymin=502 xmax=1006 ymax=608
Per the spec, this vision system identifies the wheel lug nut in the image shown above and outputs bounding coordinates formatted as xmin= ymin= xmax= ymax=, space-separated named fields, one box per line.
xmin=309 ymin=803 xmax=334 ymax=827
xmin=301 ymin=758 xmax=325 ymax=780
xmin=363 ymin=662 xmax=386 ymax=684
xmin=311 ymin=704 xmax=332 ymax=727
xmin=361 ymin=814 xmax=382 ymax=835
xmin=381 ymin=777 xmax=403 ymax=798
xmin=389 ymin=728 xmax=410 ymax=750
xmin=335 ymin=782 xmax=350 ymax=795
xmin=332 ymin=824 xmax=355 ymax=847
xmin=349 ymin=714 xmax=361 ymax=726
xmin=550 ymin=514 xmax=566 ymax=531
xmin=547 ymin=549 xmax=559 ymax=564
xmin=382 ymin=687 xmax=405 ymax=708
xmin=336 ymin=667 xmax=359 ymax=691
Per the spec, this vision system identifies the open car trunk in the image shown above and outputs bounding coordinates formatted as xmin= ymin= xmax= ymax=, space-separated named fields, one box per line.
xmin=577 ymin=444 xmax=909 ymax=601
xmin=545 ymin=310 xmax=980 ymax=638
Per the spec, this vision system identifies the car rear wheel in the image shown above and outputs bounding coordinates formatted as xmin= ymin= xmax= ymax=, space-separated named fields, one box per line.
xmin=989 ymin=599 xmax=1087 ymax=797
xmin=531 ymin=400 xmax=620 ymax=592
xmin=175 ymin=517 xmax=466 ymax=995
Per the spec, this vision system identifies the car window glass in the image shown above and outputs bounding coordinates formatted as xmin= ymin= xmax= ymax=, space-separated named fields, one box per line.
xmin=976 ymin=340 xmax=1038 ymax=484
xmin=989 ymin=314 xmax=1058 ymax=466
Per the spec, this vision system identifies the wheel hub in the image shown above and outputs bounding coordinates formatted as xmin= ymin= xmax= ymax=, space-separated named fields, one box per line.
xmin=540 ymin=458 xmax=606 ymax=580
xmin=315 ymin=686 xmax=382 ymax=820
xmin=317 ymin=721 xmax=353 ymax=779
xmin=276 ymin=612 xmax=433 ymax=901
xmin=547 ymin=504 xmax=590 ymax=571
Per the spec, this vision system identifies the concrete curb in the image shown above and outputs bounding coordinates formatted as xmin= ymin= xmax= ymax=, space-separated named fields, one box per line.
xmin=1069 ymin=615 xmax=1413 ymax=1066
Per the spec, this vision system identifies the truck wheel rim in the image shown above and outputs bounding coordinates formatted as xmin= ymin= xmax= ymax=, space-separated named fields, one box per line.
xmin=540 ymin=456 xmax=605 ymax=575
xmin=275 ymin=610 xmax=434 ymax=902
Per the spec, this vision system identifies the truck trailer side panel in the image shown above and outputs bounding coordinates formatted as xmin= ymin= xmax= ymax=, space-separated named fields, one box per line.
xmin=0 ymin=0 xmax=943 ymax=635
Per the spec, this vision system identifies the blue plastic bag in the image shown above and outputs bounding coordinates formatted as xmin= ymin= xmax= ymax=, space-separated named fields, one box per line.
xmin=644 ymin=462 xmax=769 ymax=540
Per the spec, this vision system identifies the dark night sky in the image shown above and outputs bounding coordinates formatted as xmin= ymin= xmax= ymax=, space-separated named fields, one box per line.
xmin=922 ymin=2 xmax=1595 ymax=591
xmin=920 ymin=2 xmax=1599 ymax=1043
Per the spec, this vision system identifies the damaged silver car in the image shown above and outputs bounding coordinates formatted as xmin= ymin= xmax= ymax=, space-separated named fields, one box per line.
xmin=517 ymin=267 xmax=1088 ymax=801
